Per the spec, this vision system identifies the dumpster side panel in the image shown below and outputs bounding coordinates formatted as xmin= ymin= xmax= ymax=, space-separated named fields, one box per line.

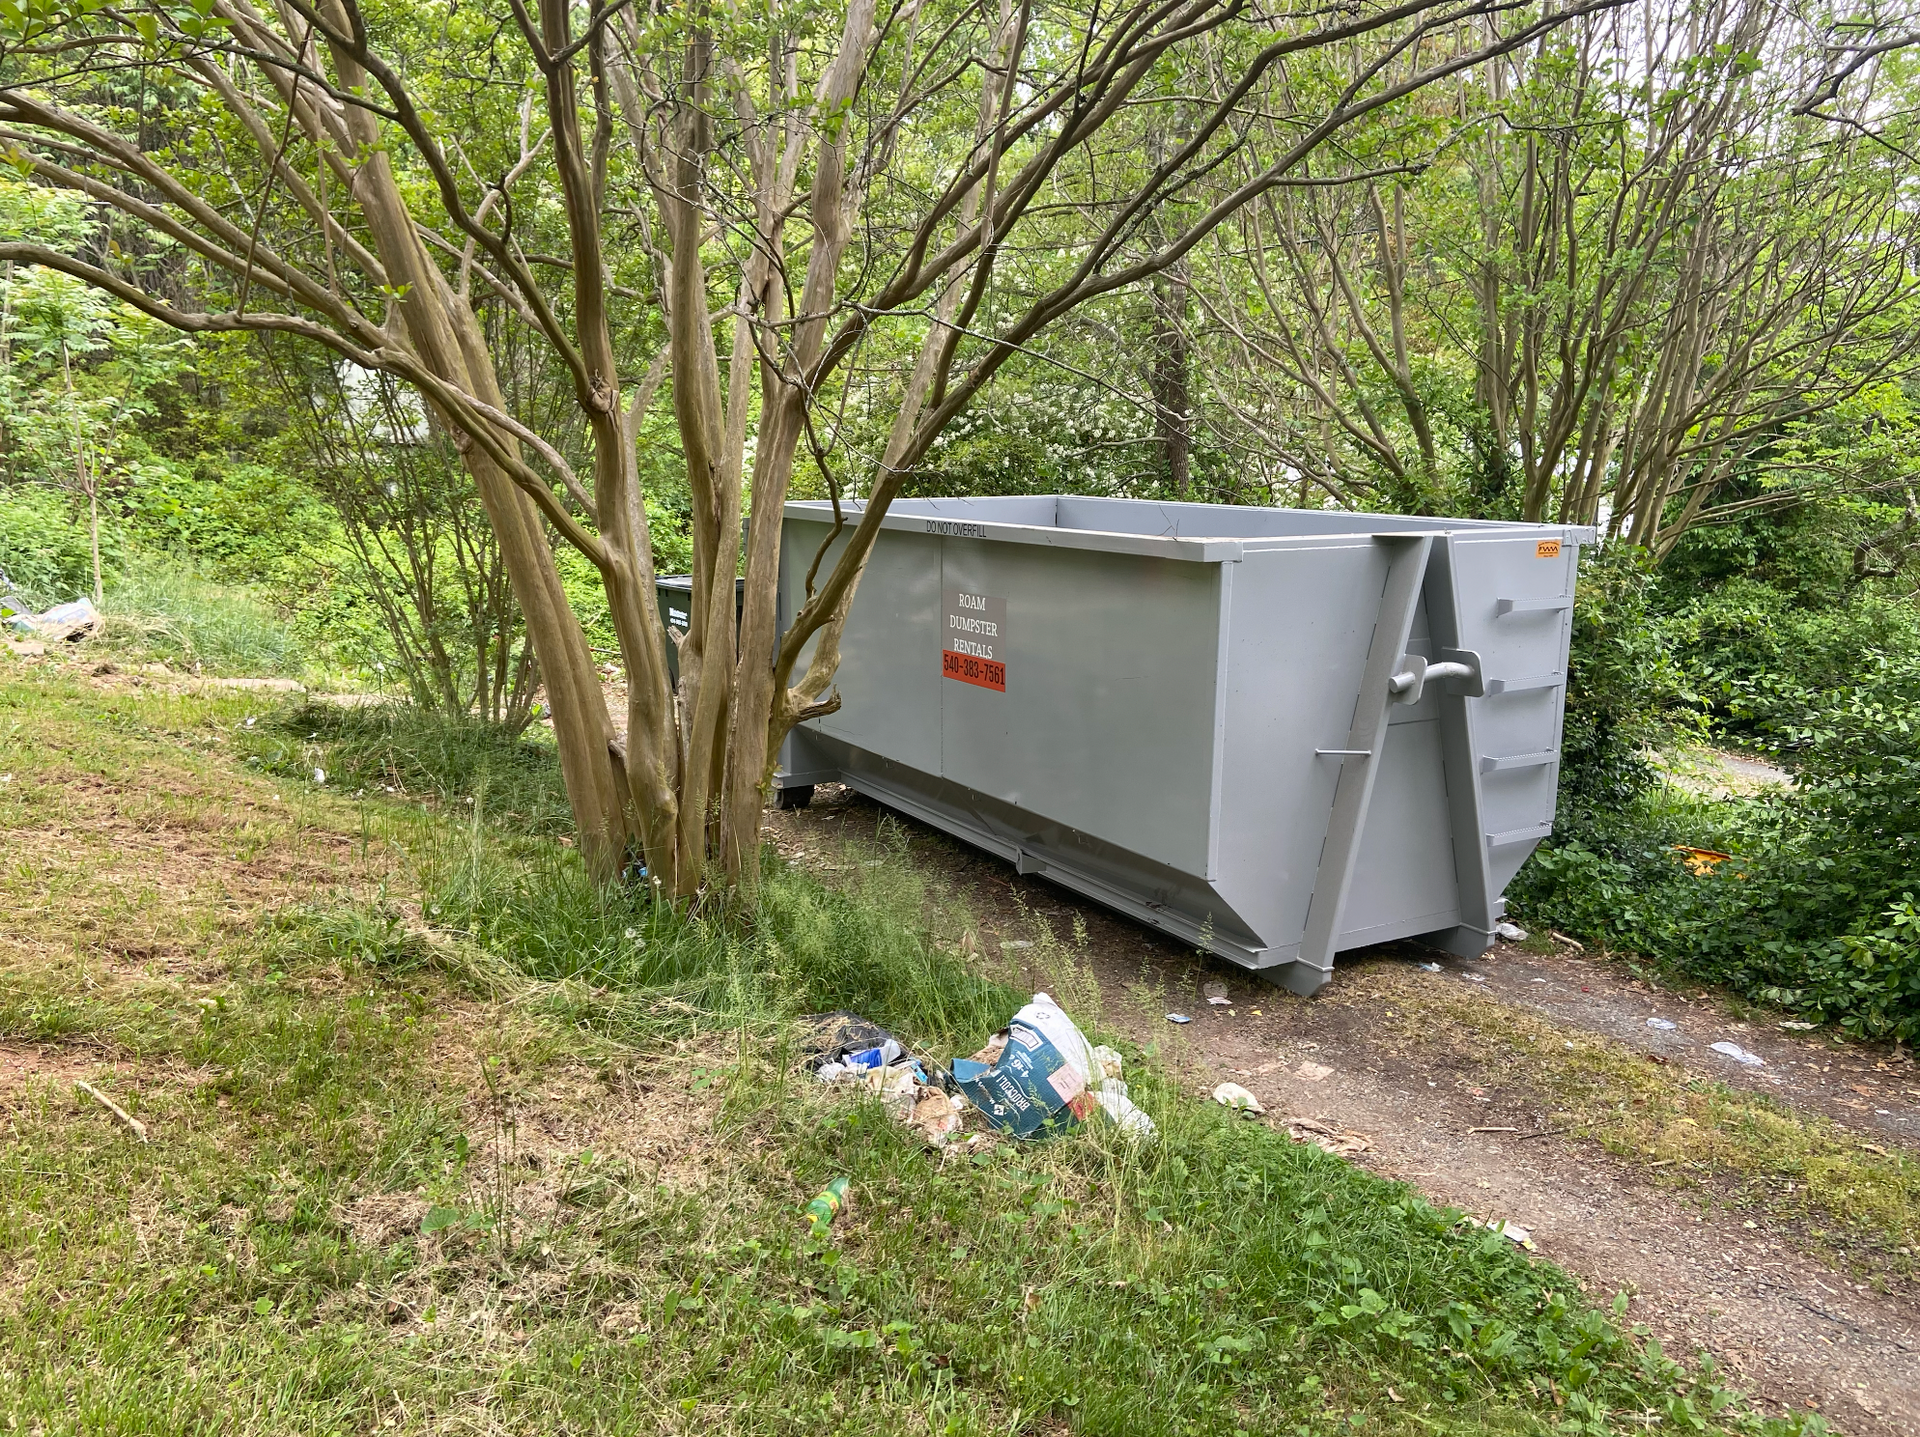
xmin=1212 ymin=541 xmax=1388 ymax=956
xmin=938 ymin=541 xmax=1219 ymax=875
xmin=1340 ymin=713 xmax=1461 ymax=943
xmin=784 ymin=516 xmax=944 ymax=776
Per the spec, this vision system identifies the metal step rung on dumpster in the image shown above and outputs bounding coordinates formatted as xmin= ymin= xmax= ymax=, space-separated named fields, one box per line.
xmin=1496 ymin=595 xmax=1573 ymax=617
xmin=1484 ymin=672 xmax=1565 ymax=695
xmin=1487 ymin=821 xmax=1554 ymax=848
xmin=1480 ymin=750 xmax=1558 ymax=774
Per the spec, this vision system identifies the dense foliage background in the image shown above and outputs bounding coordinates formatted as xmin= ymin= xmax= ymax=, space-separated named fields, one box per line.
xmin=3 ymin=0 xmax=1917 ymax=1034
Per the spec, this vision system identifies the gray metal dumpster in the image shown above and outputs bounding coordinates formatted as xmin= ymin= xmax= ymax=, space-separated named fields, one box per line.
xmin=774 ymin=496 xmax=1589 ymax=995
xmin=655 ymin=575 xmax=744 ymax=685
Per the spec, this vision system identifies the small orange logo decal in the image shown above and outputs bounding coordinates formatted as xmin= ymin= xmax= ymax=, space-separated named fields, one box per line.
xmin=1536 ymin=539 xmax=1561 ymax=559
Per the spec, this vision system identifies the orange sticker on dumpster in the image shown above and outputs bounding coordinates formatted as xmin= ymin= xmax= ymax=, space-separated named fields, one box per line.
xmin=1536 ymin=539 xmax=1561 ymax=558
xmin=943 ymin=650 xmax=1006 ymax=691
xmin=943 ymin=588 xmax=1007 ymax=692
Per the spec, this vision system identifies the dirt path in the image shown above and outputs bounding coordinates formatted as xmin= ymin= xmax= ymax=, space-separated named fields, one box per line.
xmin=770 ymin=784 xmax=1920 ymax=1437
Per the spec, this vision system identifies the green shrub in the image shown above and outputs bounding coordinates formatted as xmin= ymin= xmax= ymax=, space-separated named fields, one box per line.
xmin=1556 ymin=544 xmax=1688 ymax=814
xmin=0 ymin=483 xmax=114 ymax=607
xmin=1519 ymin=647 xmax=1920 ymax=1040
xmin=1667 ymin=578 xmax=1920 ymax=724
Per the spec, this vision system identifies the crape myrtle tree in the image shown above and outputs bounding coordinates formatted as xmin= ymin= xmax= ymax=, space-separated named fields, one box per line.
xmin=0 ymin=0 xmax=1627 ymax=893
xmin=1181 ymin=0 xmax=1920 ymax=549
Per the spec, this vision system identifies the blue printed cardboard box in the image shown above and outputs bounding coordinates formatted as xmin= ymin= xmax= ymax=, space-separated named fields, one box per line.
xmin=951 ymin=1021 xmax=1096 ymax=1138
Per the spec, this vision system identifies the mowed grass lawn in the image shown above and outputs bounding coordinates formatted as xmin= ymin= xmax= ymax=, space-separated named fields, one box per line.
xmin=0 ymin=660 xmax=1821 ymax=1436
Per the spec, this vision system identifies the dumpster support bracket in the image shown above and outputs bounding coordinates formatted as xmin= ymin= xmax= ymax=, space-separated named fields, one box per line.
xmin=1284 ymin=533 xmax=1435 ymax=996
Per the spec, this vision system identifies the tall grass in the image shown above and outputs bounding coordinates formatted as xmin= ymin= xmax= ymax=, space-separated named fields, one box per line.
xmin=99 ymin=563 xmax=302 ymax=675
xmin=255 ymin=698 xmax=574 ymax=836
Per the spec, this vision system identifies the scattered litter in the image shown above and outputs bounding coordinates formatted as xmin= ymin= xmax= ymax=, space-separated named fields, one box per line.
xmin=1461 ymin=972 xmax=1487 ymax=982
xmin=908 ymin=1088 xmax=962 ymax=1143
xmin=1646 ymin=1017 xmax=1677 ymax=1031
xmin=803 ymin=1013 xmax=956 ymax=1139
xmin=312 ymin=767 xmax=327 ymax=785
xmin=1530 ymin=977 xmax=1547 ymax=983
xmin=1779 ymin=1021 xmax=1818 ymax=1031
xmin=1294 ymin=1061 xmax=1333 ymax=1082
xmin=1211 ymin=1082 xmax=1265 ymax=1114
xmin=1484 ymin=1218 xmax=1535 ymax=1249
xmin=1286 ymin=1117 xmax=1371 ymax=1156
xmin=1415 ymin=961 xmax=1442 ymax=973
xmin=806 ymin=1003 xmax=1156 ymax=1148
xmin=74 ymin=1080 xmax=147 ymax=1142
xmin=5 ymin=594 xmax=101 ymax=642
xmin=1165 ymin=1012 xmax=1191 ymax=1024
xmin=1494 ymin=921 xmax=1528 ymax=941
xmin=843 ymin=1039 xmax=905 ymax=1072
xmin=1203 ymin=981 xmax=1232 ymax=1006
xmin=805 ymin=1177 xmax=850 ymax=1234
xmin=1673 ymin=845 xmax=1731 ymax=875
xmin=953 ymin=993 xmax=1154 ymax=1139
xmin=799 ymin=1011 xmax=901 ymax=1072
xmin=1709 ymin=1040 xmax=1765 ymax=1067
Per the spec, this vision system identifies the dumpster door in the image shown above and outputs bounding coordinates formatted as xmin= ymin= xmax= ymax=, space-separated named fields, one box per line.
xmin=1436 ymin=531 xmax=1578 ymax=900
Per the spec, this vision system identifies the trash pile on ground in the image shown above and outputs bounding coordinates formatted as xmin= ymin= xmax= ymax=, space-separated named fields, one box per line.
xmin=800 ymin=994 xmax=1155 ymax=1147
xmin=2 ymin=588 xmax=101 ymax=644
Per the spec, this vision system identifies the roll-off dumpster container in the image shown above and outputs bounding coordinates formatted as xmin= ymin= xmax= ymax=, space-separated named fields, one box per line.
xmin=775 ymin=496 xmax=1589 ymax=995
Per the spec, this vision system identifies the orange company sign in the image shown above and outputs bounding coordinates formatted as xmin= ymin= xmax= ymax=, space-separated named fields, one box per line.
xmin=942 ymin=588 xmax=1007 ymax=693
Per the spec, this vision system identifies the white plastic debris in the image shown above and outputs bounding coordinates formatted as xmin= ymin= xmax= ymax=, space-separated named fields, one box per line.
xmin=1462 ymin=972 xmax=1487 ymax=982
xmin=1494 ymin=921 xmax=1529 ymax=942
xmin=6 ymin=595 xmax=100 ymax=641
xmin=1416 ymin=961 xmax=1442 ymax=973
xmin=313 ymin=768 xmax=327 ymax=784
xmin=1779 ymin=1021 xmax=1817 ymax=1031
xmin=1211 ymin=1082 xmax=1265 ymax=1114
xmin=1165 ymin=1012 xmax=1191 ymax=1024
xmin=1203 ymin=980 xmax=1232 ymax=1006
xmin=1709 ymin=1040 xmax=1765 ymax=1066
xmin=1485 ymin=1218 xmax=1535 ymax=1249
xmin=1646 ymin=1018 xmax=1677 ymax=1031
